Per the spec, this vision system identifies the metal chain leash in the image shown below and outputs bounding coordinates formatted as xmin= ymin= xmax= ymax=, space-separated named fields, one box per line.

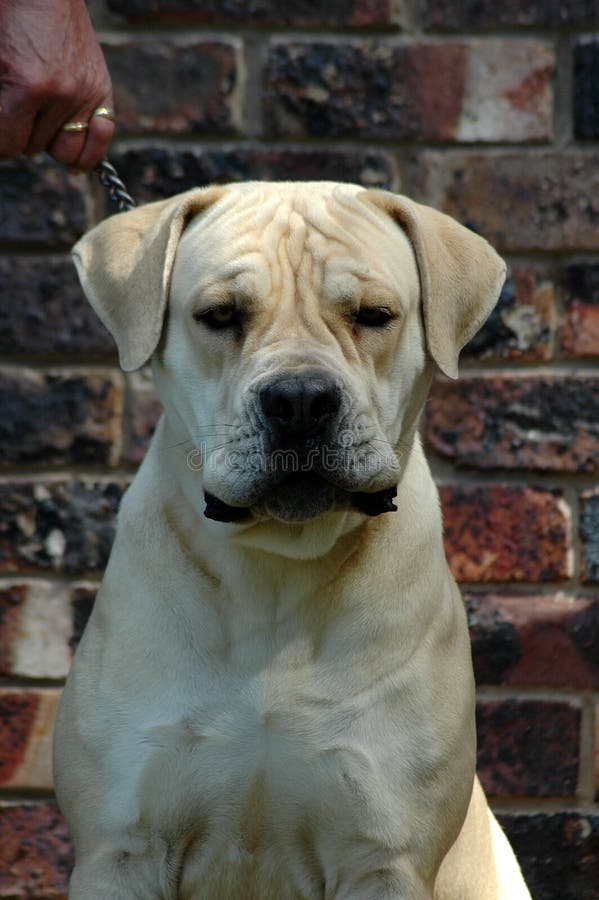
xmin=94 ymin=159 xmax=136 ymax=212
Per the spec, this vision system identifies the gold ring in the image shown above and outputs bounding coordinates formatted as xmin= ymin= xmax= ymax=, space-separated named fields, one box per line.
xmin=62 ymin=121 xmax=88 ymax=133
xmin=92 ymin=106 xmax=115 ymax=121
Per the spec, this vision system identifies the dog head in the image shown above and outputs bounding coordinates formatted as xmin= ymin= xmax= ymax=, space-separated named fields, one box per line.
xmin=73 ymin=182 xmax=505 ymax=524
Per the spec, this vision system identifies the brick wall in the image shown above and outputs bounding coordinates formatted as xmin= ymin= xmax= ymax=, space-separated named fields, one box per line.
xmin=0 ymin=1 xmax=598 ymax=896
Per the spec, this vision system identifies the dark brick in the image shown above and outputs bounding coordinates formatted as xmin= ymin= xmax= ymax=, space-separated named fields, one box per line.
xmin=561 ymin=264 xmax=599 ymax=359
xmin=476 ymin=699 xmax=580 ymax=797
xmin=103 ymin=40 xmax=241 ymax=135
xmin=70 ymin=586 xmax=97 ymax=654
xmin=463 ymin=266 xmax=553 ymax=362
xmin=0 ymin=480 xmax=126 ymax=575
xmin=574 ymin=39 xmax=599 ymax=139
xmin=0 ymin=256 xmax=114 ymax=357
xmin=417 ymin=152 xmax=599 ymax=252
xmin=125 ymin=374 xmax=163 ymax=465
xmin=0 ymin=158 xmax=87 ymax=246
xmin=264 ymin=40 xmax=553 ymax=142
xmin=425 ymin=374 xmax=599 ymax=473
xmin=107 ymin=0 xmax=398 ymax=26
xmin=0 ymin=802 xmax=73 ymax=898
xmin=440 ymin=484 xmax=570 ymax=582
xmin=424 ymin=0 xmax=599 ymax=28
xmin=467 ymin=593 xmax=599 ymax=688
xmin=0 ymin=369 xmax=123 ymax=466
xmin=500 ymin=813 xmax=599 ymax=900
xmin=580 ymin=488 xmax=599 ymax=584
xmin=106 ymin=145 xmax=397 ymax=210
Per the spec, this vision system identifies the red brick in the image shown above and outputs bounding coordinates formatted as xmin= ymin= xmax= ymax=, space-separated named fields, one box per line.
xmin=417 ymin=152 xmax=599 ymax=252
xmin=103 ymin=40 xmax=242 ymax=135
xmin=0 ymin=480 xmax=126 ymax=575
xmin=107 ymin=0 xmax=400 ymax=26
xmin=426 ymin=374 xmax=598 ymax=473
xmin=499 ymin=813 xmax=599 ymax=900
xmin=440 ymin=484 xmax=570 ymax=582
xmin=0 ymin=369 xmax=123 ymax=467
xmin=463 ymin=266 xmax=554 ymax=362
xmin=106 ymin=145 xmax=398 ymax=210
xmin=0 ymin=802 xmax=72 ymax=898
xmin=0 ymin=689 xmax=60 ymax=790
xmin=476 ymin=698 xmax=580 ymax=797
xmin=466 ymin=593 xmax=599 ymax=688
xmin=263 ymin=39 xmax=553 ymax=142
xmin=0 ymin=583 xmax=76 ymax=680
xmin=580 ymin=488 xmax=599 ymax=584
xmin=424 ymin=0 xmax=598 ymax=28
xmin=560 ymin=264 xmax=599 ymax=359
xmin=0 ymin=256 xmax=114 ymax=357
xmin=0 ymin=158 xmax=87 ymax=246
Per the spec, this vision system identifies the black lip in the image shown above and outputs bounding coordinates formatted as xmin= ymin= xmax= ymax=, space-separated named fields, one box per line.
xmin=203 ymin=479 xmax=398 ymax=523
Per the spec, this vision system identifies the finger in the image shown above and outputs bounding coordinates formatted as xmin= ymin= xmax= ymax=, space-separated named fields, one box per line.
xmin=0 ymin=85 xmax=36 ymax=159
xmin=73 ymin=104 xmax=116 ymax=173
xmin=46 ymin=122 xmax=89 ymax=169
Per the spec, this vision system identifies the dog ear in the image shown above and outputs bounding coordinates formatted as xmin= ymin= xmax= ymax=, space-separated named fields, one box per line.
xmin=72 ymin=186 xmax=225 ymax=372
xmin=362 ymin=191 xmax=506 ymax=379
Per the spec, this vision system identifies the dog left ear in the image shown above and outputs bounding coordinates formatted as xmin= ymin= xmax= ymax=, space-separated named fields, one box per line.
xmin=362 ymin=191 xmax=506 ymax=379
xmin=72 ymin=186 xmax=225 ymax=372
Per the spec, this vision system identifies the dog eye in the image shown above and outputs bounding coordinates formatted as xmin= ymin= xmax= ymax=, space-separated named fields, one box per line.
xmin=354 ymin=307 xmax=394 ymax=327
xmin=193 ymin=305 xmax=239 ymax=330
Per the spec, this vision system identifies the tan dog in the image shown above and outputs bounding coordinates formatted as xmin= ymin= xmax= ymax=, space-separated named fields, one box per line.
xmin=54 ymin=182 xmax=531 ymax=899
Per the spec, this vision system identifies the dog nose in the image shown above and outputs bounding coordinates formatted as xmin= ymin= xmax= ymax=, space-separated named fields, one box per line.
xmin=259 ymin=373 xmax=341 ymax=438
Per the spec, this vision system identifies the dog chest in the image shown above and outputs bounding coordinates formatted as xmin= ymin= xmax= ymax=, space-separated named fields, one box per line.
xmin=129 ymin=665 xmax=413 ymax=897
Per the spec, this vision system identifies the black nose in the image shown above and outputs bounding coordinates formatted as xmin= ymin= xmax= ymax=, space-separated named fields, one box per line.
xmin=259 ymin=373 xmax=341 ymax=439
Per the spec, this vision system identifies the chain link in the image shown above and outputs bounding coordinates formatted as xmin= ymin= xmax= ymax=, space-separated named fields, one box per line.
xmin=95 ymin=159 xmax=136 ymax=212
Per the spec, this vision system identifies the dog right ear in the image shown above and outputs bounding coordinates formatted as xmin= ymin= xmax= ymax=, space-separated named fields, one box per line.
xmin=72 ymin=186 xmax=225 ymax=372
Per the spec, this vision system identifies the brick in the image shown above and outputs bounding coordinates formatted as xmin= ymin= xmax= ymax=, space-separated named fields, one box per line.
xmin=263 ymin=40 xmax=553 ymax=142
xmin=0 ymin=480 xmax=126 ymax=575
xmin=125 ymin=372 xmax=163 ymax=465
xmin=426 ymin=374 xmax=599 ymax=473
xmin=580 ymin=488 xmax=599 ymax=584
xmin=424 ymin=0 xmax=599 ymax=28
xmin=0 ymin=368 xmax=123 ymax=467
xmin=476 ymin=698 xmax=580 ymax=797
xmin=574 ymin=39 xmax=599 ymax=139
xmin=417 ymin=152 xmax=599 ymax=252
xmin=560 ymin=264 xmax=599 ymax=359
xmin=0 ymin=157 xmax=87 ymax=246
xmin=440 ymin=484 xmax=570 ymax=582
xmin=462 ymin=266 xmax=554 ymax=362
xmin=0 ymin=256 xmax=114 ymax=357
xmin=106 ymin=146 xmax=398 ymax=210
xmin=0 ymin=689 xmax=60 ymax=790
xmin=102 ymin=40 xmax=242 ymax=135
xmin=466 ymin=593 xmax=599 ymax=688
xmin=499 ymin=813 xmax=599 ymax=900
xmin=0 ymin=802 xmax=73 ymax=898
xmin=70 ymin=586 xmax=97 ymax=654
xmin=0 ymin=583 xmax=73 ymax=680
xmin=107 ymin=0 xmax=400 ymax=26
xmin=596 ymin=702 xmax=599 ymax=801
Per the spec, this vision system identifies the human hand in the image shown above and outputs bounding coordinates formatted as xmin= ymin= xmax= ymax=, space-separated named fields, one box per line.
xmin=0 ymin=0 xmax=115 ymax=172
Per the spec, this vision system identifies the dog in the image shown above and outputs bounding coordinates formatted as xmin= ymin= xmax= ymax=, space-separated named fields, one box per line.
xmin=53 ymin=181 xmax=531 ymax=899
